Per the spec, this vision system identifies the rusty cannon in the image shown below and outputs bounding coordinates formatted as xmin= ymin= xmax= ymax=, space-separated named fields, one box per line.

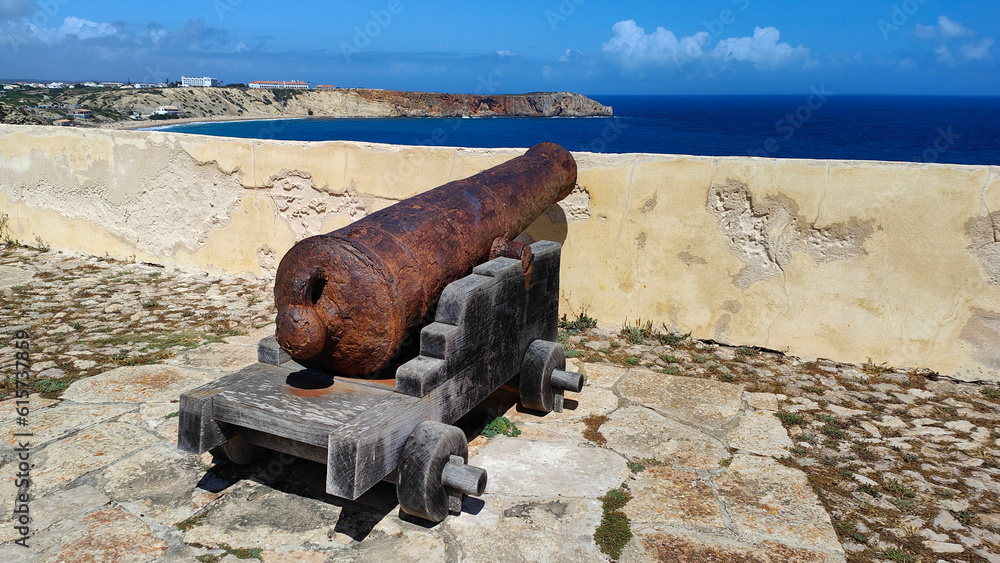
xmin=179 ymin=143 xmax=585 ymax=523
xmin=274 ymin=141 xmax=577 ymax=376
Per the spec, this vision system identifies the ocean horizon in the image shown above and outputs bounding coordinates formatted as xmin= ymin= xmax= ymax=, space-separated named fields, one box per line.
xmin=149 ymin=95 xmax=1000 ymax=166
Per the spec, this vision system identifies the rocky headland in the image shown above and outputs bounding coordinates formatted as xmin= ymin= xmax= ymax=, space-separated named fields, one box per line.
xmin=0 ymin=87 xmax=612 ymax=127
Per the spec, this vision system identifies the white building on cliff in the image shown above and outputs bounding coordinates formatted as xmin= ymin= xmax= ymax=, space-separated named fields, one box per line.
xmin=181 ymin=76 xmax=221 ymax=87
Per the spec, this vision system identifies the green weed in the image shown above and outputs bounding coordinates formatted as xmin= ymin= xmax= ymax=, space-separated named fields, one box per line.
xmin=883 ymin=547 xmax=914 ymax=562
xmin=482 ymin=417 xmax=521 ymax=438
xmin=217 ymin=542 xmax=263 ymax=560
xmin=858 ymin=484 xmax=882 ymax=498
xmin=559 ymin=309 xmax=597 ymax=335
xmin=775 ymin=412 xmax=804 ymax=425
xmin=594 ymin=486 xmax=633 ymax=560
xmin=862 ymin=358 xmax=893 ymax=377
xmin=35 ymin=379 xmax=69 ymax=397
xmin=883 ymin=480 xmax=915 ymax=498
xmin=600 ymin=487 xmax=632 ymax=513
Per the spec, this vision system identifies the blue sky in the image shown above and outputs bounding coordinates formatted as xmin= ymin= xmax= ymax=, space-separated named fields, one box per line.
xmin=1 ymin=0 xmax=997 ymax=95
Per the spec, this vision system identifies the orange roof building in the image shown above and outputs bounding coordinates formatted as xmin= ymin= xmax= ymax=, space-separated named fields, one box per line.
xmin=249 ymin=80 xmax=309 ymax=90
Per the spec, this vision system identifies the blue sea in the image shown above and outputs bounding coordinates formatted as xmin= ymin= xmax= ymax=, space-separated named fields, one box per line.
xmin=153 ymin=95 xmax=1000 ymax=165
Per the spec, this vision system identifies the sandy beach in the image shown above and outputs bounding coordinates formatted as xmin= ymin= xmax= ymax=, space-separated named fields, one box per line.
xmin=105 ymin=113 xmax=305 ymax=131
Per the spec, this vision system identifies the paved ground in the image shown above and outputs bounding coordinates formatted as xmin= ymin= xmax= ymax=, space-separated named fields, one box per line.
xmin=0 ymin=245 xmax=998 ymax=562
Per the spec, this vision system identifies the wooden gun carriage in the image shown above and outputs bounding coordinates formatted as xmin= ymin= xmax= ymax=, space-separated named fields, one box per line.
xmin=178 ymin=144 xmax=584 ymax=523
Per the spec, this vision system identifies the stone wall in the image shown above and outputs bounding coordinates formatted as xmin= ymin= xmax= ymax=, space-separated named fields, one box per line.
xmin=1 ymin=124 xmax=998 ymax=381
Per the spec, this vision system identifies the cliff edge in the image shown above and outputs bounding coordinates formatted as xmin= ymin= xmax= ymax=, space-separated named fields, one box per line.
xmin=0 ymin=87 xmax=612 ymax=126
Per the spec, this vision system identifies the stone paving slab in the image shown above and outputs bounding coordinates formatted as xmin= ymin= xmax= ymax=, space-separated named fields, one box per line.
xmin=471 ymin=437 xmax=629 ymax=497
xmin=727 ymin=409 xmax=795 ymax=457
xmin=1 ymin=402 xmax=134 ymax=448
xmin=95 ymin=443 xmax=220 ymax=526
xmin=181 ymin=481 xmax=351 ymax=551
xmin=616 ymin=369 xmax=745 ymax=429
xmin=622 ymin=526 xmax=843 ymax=563
xmin=446 ymin=496 xmax=607 ymax=563
xmin=624 ymin=467 xmax=726 ymax=529
xmin=32 ymin=509 xmax=171 ymax=562
xmin=61 ymin=365 xmax=219 ymax=404
xmin=27 ymin=422 xmax=161 ymax=497
xmin=713 ymin=455 xmax=842 ymax=553
xmin=601 ymin=406 xmax=731 ymax=469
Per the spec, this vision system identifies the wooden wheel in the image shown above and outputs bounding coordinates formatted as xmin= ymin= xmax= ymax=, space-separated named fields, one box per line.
xmin=519 ymin=340 xmax=584 ymax=413
xmin=398 ymin=421 xmax=487 ymax=523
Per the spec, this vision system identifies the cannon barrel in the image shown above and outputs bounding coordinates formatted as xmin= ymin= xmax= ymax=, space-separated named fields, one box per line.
xmin=274 ymin=142 xmax=577 ymax=376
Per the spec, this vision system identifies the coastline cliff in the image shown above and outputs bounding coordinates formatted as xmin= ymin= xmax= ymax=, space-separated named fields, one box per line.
xmin=0 ymin=87 xmax=612 ymax=127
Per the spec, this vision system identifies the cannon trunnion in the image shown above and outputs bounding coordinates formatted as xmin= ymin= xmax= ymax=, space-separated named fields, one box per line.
xmin=178 ymin=241 xmax=584 ymax=522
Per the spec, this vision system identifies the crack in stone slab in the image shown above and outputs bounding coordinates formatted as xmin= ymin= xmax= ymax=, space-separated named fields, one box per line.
xmin=968 ymin=167 xmax=1000 ymax=285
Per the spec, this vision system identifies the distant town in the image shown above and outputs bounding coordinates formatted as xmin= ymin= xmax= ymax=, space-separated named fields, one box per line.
xmin=1 ymin=76 xmax=333 ymax=91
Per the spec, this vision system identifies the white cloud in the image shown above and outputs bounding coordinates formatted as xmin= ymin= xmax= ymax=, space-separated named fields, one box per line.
xmin=147 ymin=27 xmax=167 ymax=43
xmin=914 ymin=15 xmax=972 ymax=41
xmin=233 ymin=42 xmax=250 ymax=53
xmin=602 ymin=20 xmax=707 ymax=67
xmin=558 ymin=48 xmax=585 ymax=62
xmin=602 ymin=20 xmax=809 ymax=71
xmin=938 ymin=16 xmax=972 ymax=39
xmin=712 ymin=26 xmax=809 ymax=70
xmin=934 ymin=44 xmax=952 ymax=63
xmin=30 ymin=16 xmax=118 ymax=44
xmin=6 ymin=16 xmax=235 ymax=54
xmin=495 ymin=50 xmax=515 ymax=57
xmin=913 ymin=16 xmax=993 ymax=63
xmin=960 ymin=37 xmax=994 ymax=60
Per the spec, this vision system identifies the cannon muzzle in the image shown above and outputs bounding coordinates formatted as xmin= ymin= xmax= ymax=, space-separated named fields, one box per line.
xmin=274 ymin=142 xmax=577 ymax=376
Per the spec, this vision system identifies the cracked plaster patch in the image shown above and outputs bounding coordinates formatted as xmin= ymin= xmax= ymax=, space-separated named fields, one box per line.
xmin=707 ymin=181 xmax=875 ymax=288
xmin=545 ymin=184 xmax=591 ymax=224
xmin=9 ymin=143 xmax=245 ymax=256
xmin=265 ymin=172 xmax=367 ymax=240
xmin=959 ymin=308 xmax=1000 ymax=371
xmin=966 ymin=212 xmax=1000 ymax=285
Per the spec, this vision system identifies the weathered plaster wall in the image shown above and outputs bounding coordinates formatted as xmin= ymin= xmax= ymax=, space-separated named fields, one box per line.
xmin=2 ymin=124 xmax=998 ymax=382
